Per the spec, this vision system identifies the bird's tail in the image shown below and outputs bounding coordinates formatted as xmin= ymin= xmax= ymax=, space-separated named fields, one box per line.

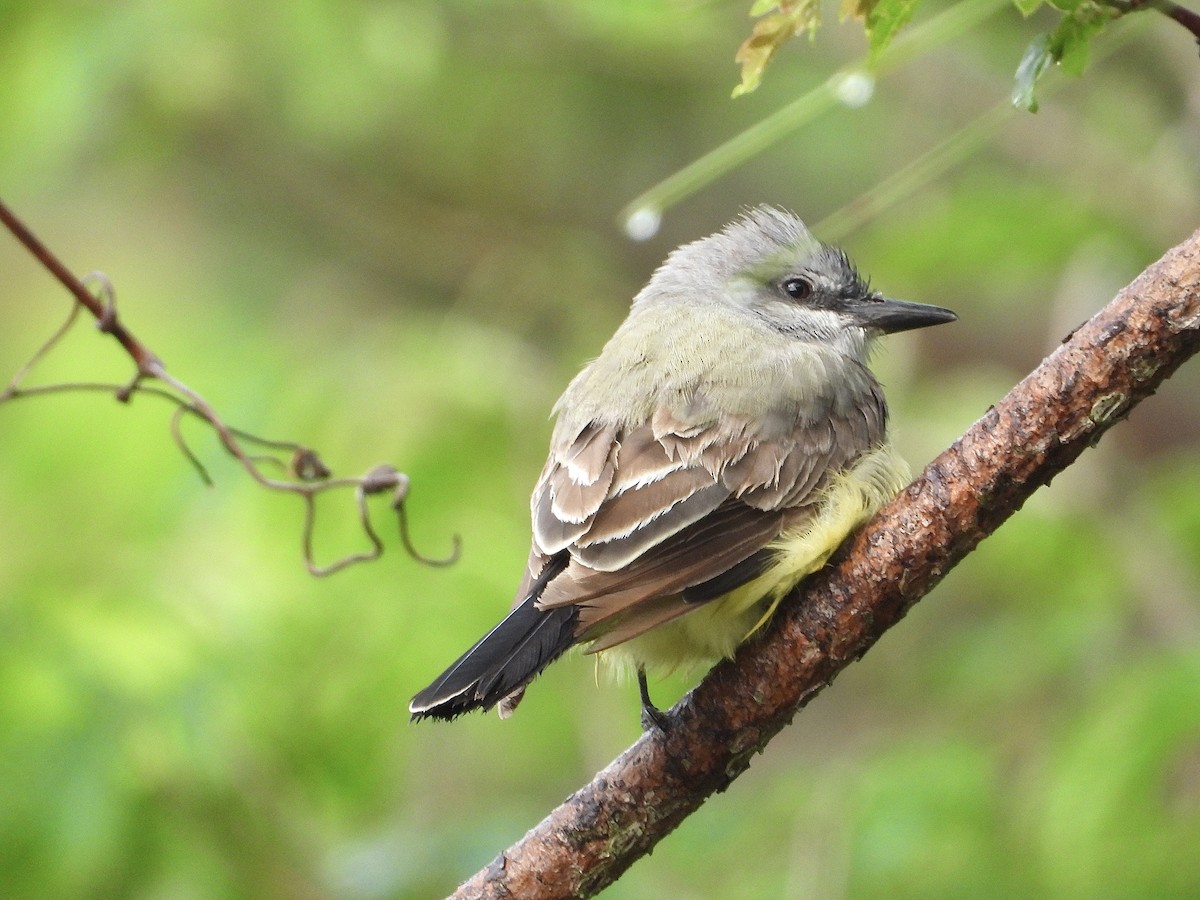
xmin=408 ymin=553 xmax=576 ymax=721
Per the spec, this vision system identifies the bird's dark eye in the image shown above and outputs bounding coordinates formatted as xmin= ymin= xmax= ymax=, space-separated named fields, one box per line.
xmin=781 ymin=276 xmax=813 ymax=300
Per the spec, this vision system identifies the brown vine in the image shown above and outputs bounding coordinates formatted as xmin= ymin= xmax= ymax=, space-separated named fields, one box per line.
xmin=0 ymin=198 xmax=458 ymax=576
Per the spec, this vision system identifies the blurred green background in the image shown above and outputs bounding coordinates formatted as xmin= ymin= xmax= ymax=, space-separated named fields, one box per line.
xmin=1 ymin=1 xmax=1198 ymax=897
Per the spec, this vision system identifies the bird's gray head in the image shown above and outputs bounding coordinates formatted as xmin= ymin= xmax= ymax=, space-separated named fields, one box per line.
xmin=635 ymin=207 xmax=956 ymax=346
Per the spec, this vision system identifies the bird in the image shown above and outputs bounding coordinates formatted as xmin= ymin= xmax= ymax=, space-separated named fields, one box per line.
xmin=409 ymin=207 xmax=956 ymax=726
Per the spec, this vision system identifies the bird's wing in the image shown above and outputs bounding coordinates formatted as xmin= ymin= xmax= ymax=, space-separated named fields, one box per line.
xmin=524 ymin=398 xmax=883 ymax=646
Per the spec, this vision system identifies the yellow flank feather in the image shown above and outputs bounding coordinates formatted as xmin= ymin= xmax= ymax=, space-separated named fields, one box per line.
xmin=597 ymin=442 xmax=910 ymax=679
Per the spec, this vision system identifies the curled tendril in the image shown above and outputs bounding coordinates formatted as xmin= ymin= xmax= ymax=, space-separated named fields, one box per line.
xmin=395 ymin=492 xmax=462 ymax=568
xmin=2 ymin=300 xmax=80 ymax=401
xmin=170 ymin=404 xmax=214 ymax=486
xmin=1 ymin=197 xmax=455 ymax=578
xmin=83 ymin=271 xmax=117 ymax=330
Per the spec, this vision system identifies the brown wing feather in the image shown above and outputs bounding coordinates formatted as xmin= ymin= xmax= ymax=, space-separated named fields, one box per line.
xmin=549 ymin=424 xmax=618 ymax=524
xmin=541 ymin=499 xmax=785 ymax=610
xmin=522 ymin=390 xmax=886 ymax=654
xmin=579 ymin=465 xmax=722 ymax=547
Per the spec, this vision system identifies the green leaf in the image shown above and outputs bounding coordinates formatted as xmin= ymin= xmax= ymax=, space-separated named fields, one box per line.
xmin=840 ymin=0 xmax=881 ymax=21
xmin=1012 ymin=0 xmax=1045 ymax=17
xmin=864 ymin=0 xmax=922 ymax=59
xmin=734 ymin=0 xmax=822 ymax=97
xmin=1011 ymin=2 xmax=1119 ymax=111
xmin=1012 ymin=32 xmax=1054 ymax=111
xmin=1052 ymin=5 xmax=1114 ymax=75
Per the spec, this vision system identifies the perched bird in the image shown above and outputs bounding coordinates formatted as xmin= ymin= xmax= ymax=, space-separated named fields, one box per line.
xmin=410 ymin=207 xmax=955 ymax=725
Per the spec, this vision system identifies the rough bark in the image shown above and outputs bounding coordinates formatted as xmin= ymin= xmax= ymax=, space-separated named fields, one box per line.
xmin=450 ymin=228 xmax=1200 ymax=900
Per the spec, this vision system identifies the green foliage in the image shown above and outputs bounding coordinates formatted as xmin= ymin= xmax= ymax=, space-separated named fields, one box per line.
xmin=735 ymin=0 xmax=921 ymax=97
xmin=1012 ymin=33 xmax=1056 ymax=110
xmin=860 ymin=0 xmax=925 ymax=59
xmin=1013 ymin=0 xmax=1123 ymax=110
xmin=734 ymin=0 xmax=823 ymax=97
xmin=737 ymin=0 xmax=1147 ymax=114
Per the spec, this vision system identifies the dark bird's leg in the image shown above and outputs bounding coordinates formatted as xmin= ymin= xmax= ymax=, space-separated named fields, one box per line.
xmin=638 ymin=667 xmax=669 ymax=731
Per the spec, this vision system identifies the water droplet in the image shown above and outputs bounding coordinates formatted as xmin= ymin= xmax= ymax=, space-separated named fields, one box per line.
xmin=623 ymin=207 xmax=662 ymax=241
xmin=835 ymin=71 xmax=874 ymax=109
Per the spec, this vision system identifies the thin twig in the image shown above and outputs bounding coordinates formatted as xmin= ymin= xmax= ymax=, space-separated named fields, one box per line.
xmin=1118 ymin=0 xmax=1200 ymax=42
xmin=0 ymin=200 xmax=161 ymax=374
xmin=1160 ymin=0 xmax=1200 ymax=42
xmin=0 ymin=197 xmax=450 ymax=575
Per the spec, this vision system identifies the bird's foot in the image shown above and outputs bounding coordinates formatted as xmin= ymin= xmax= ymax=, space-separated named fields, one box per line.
xmin=638 ymin=667 xmax=669 ymax=732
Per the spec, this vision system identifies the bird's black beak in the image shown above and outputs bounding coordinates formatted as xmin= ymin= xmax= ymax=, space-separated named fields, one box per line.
xmin=849 ymin=295 xmax=958 ymax=334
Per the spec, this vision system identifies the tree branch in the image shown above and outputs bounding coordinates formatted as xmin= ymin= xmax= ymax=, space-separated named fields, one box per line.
xmin=450 ymin=226 xmax=1200 ymax=899
xmin=0 ymin=201 xmax=162 ymax=375
xmin=1153 ymin=0 xmax=1200 ymax=44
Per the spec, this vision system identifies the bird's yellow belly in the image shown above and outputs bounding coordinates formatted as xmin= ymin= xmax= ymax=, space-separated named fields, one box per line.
xmin=597 ymin=441 xmax=910 ymax=677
